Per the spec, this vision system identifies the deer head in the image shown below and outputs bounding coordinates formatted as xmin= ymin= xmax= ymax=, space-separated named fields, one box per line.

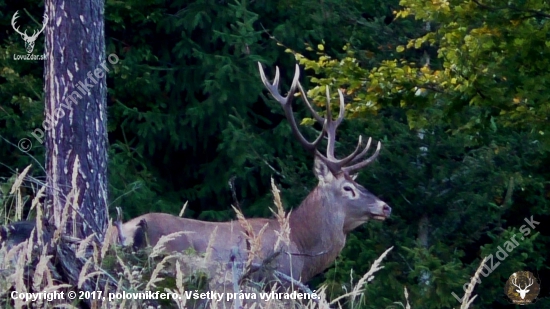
xmin=512 ymin=277 xmax=534 ymax=299
xmin=11 ymin=11 xmax=48 ymax=54
xmin=258 ymin=63 xmax=391 ymax=234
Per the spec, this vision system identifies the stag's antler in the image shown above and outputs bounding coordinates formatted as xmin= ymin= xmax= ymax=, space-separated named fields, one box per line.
xmin=258 ymin=64 xmax=326 ymax=152
xmin=258 ymin=63 xmax=381 ymax=174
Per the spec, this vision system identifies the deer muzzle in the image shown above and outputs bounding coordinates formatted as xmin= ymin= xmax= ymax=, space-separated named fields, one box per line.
xmin=371 ymin=202 xmax=391 ymax=221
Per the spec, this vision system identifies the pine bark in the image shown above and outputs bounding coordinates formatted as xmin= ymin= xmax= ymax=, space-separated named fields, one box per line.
xmin=44 ymin=0 xmax=109 ymax=240
xmin=43 ymin=2 xmax=111 ymax=304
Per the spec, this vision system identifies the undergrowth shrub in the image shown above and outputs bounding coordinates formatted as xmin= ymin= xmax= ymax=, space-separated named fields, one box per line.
xmin=0 ymin=165 xmax=485 ymax=308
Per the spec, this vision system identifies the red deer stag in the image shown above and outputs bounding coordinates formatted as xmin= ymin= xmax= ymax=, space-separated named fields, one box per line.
xmin=115 ymin=63 xmax=391 ymax=283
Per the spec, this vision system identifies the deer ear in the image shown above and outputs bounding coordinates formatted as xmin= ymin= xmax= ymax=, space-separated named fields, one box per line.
xmin=314 ymin=157 xmax=335 ymax=184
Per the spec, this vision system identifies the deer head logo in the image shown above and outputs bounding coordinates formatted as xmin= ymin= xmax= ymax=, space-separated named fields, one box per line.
xmin=505 ymin=271 xmax=540 ymax=304
xmin=11 ymin=11 xmax=48 ymax=54
xmin=512 ymin=277 xmax=533 ymax=299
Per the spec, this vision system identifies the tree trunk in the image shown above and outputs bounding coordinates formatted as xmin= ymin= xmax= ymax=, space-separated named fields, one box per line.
xmin=418 ymin=214 xmax=431 ymax=293
xmin=42 ymin=2 xmax=113 ymax=306
xmin=44 ymin=0 xmax=109 ymax=240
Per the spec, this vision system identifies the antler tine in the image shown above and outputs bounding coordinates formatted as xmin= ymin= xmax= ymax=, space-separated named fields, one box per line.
xmin=342 ymin=141 xmax=382 ymax=174
xmin=348 ymin=136 xmax=373 ymax=165
xmin=324 ymin=87 xmax=346 ymax=160
xmin=258 ymin=62 xmax=325 ymax=152
xmin=296 ymin=82 xmax=325 ymax=124
xmin=323 ymin=134 xmax=375 ymax=168
xmin=258 ymin=63 xmax=285 ymax=102
xmin=332 ymin=88 xmax=346 ymax=126
xmin=325 ymin=86 xmax=332 ymax=124
xmin=327 ymin=135 xmax=365 ymax=167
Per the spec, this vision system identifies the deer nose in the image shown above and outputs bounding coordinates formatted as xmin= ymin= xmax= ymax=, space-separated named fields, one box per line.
xmin=383 ymin=204 xmax=392 ymax=217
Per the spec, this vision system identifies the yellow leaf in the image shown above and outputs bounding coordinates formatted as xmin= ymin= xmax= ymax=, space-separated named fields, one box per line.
xmin=451 ymin=78 xmax=457 ymax=84
xmin=513 ymin=97 xmax=521 ymax=104
xmin=420 ymin=66 xmax=431 ymax=74
xmin=396 ymin=45 xmax=405 ymax=52
xmin=318 ymin=44 xmax=324 ymax=51
xmin=300 ymin=117 xmax=315 ymax=126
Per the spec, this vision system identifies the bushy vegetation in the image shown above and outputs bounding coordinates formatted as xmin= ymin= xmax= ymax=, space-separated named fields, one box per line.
xmin=1 ymin=0 xmax=549 ymax=308
xmin=1 ymin=167 xmax=419 ymax=309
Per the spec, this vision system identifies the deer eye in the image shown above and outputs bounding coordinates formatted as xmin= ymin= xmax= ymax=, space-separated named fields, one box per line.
xmin=343 ymin=185 xmax=356 ymax=197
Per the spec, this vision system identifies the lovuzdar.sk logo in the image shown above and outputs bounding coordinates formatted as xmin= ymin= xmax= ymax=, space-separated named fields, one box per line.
xmin=504 ymin=271 xmax=540 ymax=305
xmin=11 ymin=10 xmax=48 ymax=60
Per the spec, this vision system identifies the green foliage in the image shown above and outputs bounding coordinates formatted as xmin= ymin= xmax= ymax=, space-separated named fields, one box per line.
xmin=396 ymin=0 xmax=550 ymax=145
xmin=1 ymin=0 xmax=549 ymax=308
xmin=0 ymin=0 xmax=402 ymax=220
xmin=100 ymin=0 xmax=405 ymax=220
xmin=283 ymin=1 xmax=550 ymax=306
xmin=311 ymin=108 xmax=548 ymax=308
xmin=0 ymin=2 xmax=46 ymax=172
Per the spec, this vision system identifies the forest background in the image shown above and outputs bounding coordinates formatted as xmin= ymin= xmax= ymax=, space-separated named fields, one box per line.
xmin=0 ymin=0 xmax=549 ymax=307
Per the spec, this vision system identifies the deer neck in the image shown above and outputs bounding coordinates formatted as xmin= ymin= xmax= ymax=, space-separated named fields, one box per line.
xmin=289 ymin=187 xmax=347 ymax=281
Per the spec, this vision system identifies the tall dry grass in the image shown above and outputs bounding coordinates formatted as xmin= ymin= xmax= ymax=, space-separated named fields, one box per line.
xmin=0 ymin=164 xmax=485 ymax=309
